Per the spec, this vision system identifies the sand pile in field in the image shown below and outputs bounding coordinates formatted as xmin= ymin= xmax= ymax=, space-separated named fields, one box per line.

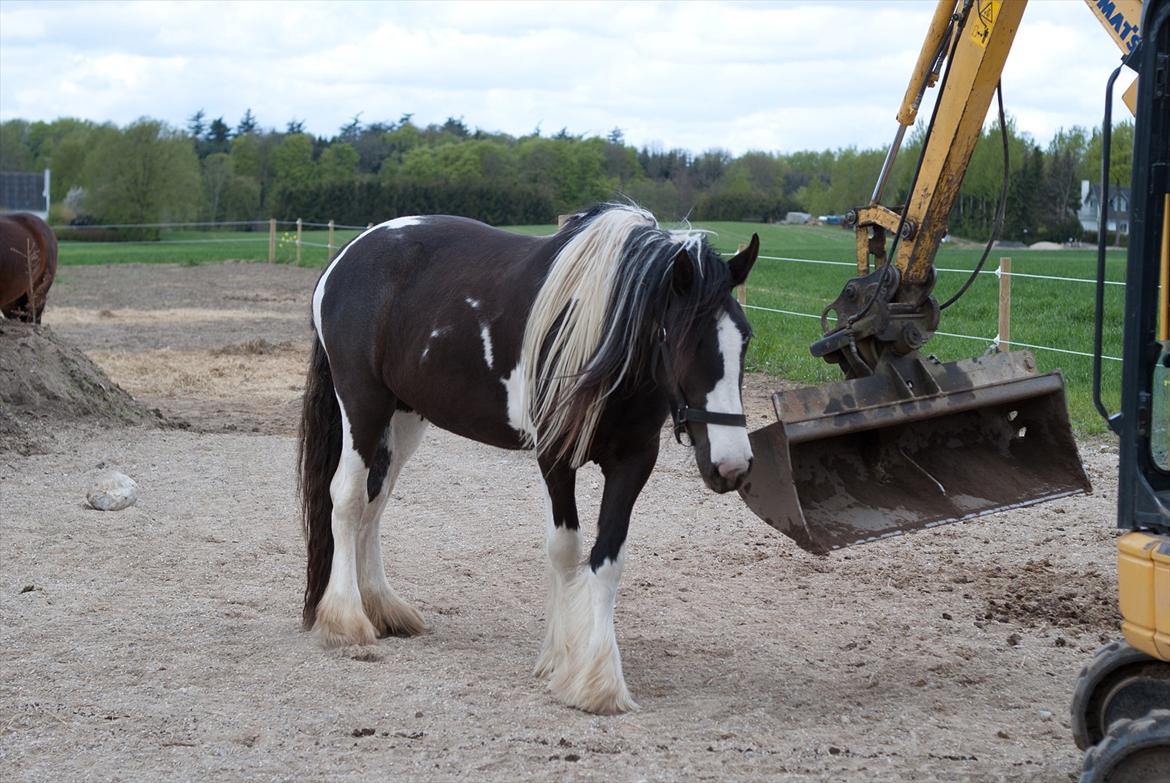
xmin=0 ymin=322 xmax=154 ymax=454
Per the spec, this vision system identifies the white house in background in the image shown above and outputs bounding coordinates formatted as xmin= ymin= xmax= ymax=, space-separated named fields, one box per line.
xmin=1079 ymin=179 xmax=1130 ymax=237
xmin=0 ymin=169 xmax=51 ymax=219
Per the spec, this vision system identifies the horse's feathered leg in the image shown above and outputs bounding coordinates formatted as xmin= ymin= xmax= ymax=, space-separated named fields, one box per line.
xmin=534 ymin=459 xmax=580 ymax=679
xmin=550 ymin=438 xmax=659 ymax=715
xmin=357 ymin=410 xmax=428 ymax=637
xmin=310 ymin=392 xmax=386 ymax=647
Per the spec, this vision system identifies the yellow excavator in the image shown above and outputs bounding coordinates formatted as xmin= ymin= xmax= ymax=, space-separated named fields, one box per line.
xmin=737 ymin=1 xmax=1169 ymax=779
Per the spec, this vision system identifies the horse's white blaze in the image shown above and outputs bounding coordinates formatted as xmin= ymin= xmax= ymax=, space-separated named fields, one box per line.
xmin=534 ymin=483 xmax=581 ymax=679
xmin=465 ymin=297 xmax=481 ymax=310
xmin=549 ymin=547 xmax=635 ymax=713
xmin=480 ymin=324 xmax=494 ymax=370
xmin=500 ymin=358 xmax=533 ymax=439
xmin=312 ymin=216 xmax=424 ymax=349
xmin=706 ymin=312 xmax=751 ymax=477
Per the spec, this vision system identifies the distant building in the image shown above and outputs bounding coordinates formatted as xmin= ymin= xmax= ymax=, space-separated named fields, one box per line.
xmin=1079 ymin=179 xmax=1129 ymax=237
xmin=0 ymin=170 xmax=51 ymax=219
xmin=784 ymin=211 xmax=811 ymax=225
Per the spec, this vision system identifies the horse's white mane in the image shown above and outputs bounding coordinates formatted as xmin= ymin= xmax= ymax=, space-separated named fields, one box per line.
xmin=520 ymin=203 xmax=705 ymax=466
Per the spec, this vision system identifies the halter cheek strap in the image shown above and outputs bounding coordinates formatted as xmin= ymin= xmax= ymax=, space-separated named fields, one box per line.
xmin=655 ymin=327 xmax=747 ymax=445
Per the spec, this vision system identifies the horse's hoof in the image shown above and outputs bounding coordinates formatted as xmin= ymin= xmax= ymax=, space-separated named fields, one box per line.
xmin=562 ymin=686 xmax=640 ymax=715
xmin=363 ymin=592 xmax=426 ymax=638
xmin=313 ymin=600 xmax=378 ymax=648
xmin=550 ymin=662 xmax=639 ymax=714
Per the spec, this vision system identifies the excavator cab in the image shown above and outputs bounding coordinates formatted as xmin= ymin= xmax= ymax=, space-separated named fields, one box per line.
xmin=738 ymin=0 xmax=1091 ymax=552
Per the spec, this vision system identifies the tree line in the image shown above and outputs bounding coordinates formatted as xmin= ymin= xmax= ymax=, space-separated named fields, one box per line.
xmin=0 ymin=109 xmax=1132 ymax=243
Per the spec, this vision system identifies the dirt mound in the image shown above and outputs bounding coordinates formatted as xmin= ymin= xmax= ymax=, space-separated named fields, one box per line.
xmin=980 ymin=558 xmax=1116 ymax=636
xmin=0 ymin=321 xmax=153 ymax=454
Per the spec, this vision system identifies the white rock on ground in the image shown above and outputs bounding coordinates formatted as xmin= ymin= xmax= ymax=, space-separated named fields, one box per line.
xmin=86 ymin=471 xmax=138 ymax=511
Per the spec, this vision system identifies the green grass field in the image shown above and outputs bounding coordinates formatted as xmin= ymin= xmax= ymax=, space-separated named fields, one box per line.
xmin=55 ymin=228 xmax=364 ymax=267
xmin=57 ymin=222 xmax=1127 ymax=434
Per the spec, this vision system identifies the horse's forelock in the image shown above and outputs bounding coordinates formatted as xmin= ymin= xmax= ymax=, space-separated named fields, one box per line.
xmin=660 ymin=240 xmax=732 ymax=381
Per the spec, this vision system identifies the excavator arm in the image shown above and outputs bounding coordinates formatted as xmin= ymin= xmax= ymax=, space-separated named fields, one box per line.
xmin=737 ymin=0 xmax=1149 ymax=553
xmin=825 ymin=0 xmax=1142 ymax=378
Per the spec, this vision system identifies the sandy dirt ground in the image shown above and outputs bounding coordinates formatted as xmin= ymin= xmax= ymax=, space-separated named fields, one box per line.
xmin=0 ymin=262 xmax=1126 ymax=782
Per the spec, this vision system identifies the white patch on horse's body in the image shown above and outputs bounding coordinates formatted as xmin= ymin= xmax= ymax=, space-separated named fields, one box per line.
xmin=465 ymin=297 xmax=481 ymax=310
xmin=705 ymin=311 xmax=752 ymax=478
xmin=312 ymin=216 xmax=424 ymax=349
xmin=313 ymin=398 xmax=378 ymax=647
xmin=548 ymin=548 xmax=635 ymax=714
xmin=500 ymin=358 xmax=534 ymax=440
xmin=534 ymin=483 xmax=581 ymax=679
xmin=381 ymin=216 xmax=422 ymax=231
xmin=356 ymin=412 xmax=427 ymax=637
xmin=420 ymin=327 xmax=449 ymax=365
xmin=480 ymin=324 xmax=494 ymax=369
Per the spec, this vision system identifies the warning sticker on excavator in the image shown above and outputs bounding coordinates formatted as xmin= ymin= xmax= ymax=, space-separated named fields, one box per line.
xmin=970 ymin=0 xmax=1001 ymax=48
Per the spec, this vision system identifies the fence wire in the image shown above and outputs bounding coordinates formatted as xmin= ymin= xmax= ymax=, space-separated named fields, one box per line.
xmin=53 ymin=219 xmax=1127 ymax=364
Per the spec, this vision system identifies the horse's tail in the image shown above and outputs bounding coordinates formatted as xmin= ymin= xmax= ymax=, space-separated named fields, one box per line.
xmin=298 ymin=334 xmax=340 ymax=629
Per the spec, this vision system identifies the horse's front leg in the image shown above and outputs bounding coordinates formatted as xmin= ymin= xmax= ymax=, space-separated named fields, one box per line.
xmin=535 ymin=458 xmax=580 ymax=679
xmin=550 ymin=439 xmax=658 ymax=715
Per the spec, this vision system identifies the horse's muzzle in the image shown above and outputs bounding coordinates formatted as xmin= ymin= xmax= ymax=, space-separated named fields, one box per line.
xmin=702 ymin=458 xmax=752 ymax=494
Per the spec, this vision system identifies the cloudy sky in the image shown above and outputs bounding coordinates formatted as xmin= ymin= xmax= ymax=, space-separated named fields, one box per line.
xmin=0 ymin=0 xmax=1133 ymax=155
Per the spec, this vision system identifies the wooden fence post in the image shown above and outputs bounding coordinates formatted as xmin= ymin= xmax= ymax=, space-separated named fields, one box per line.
xmin=295 ymin=218 xmax=303 ymax=266
xmin=998 ymin=256 xmax=1011 ymax=352
xmin=328 ymin=220 xmax=335 ymax=262
xmin=268 ymin=218 xmax=276 ymax=263
xmin=735 ymin=242 xmax=747 ymax=306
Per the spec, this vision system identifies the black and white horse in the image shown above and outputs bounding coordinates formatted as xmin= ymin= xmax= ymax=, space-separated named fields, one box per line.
xmin=299 ymin=203 xmax=759 ymax=714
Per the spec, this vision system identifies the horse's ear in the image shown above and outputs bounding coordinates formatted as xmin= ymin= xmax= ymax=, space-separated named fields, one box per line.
xmin=672 ymin=247 xmax=694 ymax=295
xmin=729 ymin=233 xmax=759 ymax=288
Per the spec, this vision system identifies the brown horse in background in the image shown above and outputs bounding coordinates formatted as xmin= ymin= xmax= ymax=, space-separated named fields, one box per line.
xmin=0 ymin=213 xmax=58 ymax=323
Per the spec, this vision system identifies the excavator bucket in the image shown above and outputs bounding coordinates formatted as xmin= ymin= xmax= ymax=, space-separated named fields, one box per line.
xmin=738 ymin=350 xmax=1091 ymax=554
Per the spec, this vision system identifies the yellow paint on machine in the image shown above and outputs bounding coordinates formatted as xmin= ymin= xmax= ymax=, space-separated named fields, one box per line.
xmin=1083 ymin=0 xmax=1143 ymax=115
xmin=1118 ymin=532 xmax=1170 ymax=661
xmin=969 ymin=0 xmax=1002 ymax=49
xmin=1083 ymin=0 xmax=1144 ymax=54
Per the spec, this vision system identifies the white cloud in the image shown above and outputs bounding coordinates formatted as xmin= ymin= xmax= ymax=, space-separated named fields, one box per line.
xmin=0 ymin=0 xmax=1136 ymax=154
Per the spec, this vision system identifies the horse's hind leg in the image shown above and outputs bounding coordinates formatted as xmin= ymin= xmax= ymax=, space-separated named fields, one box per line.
xmin=357 ymin=410 xmax=428 ymax=637
xmin=313 ymin=390 xmax=391 ymax=647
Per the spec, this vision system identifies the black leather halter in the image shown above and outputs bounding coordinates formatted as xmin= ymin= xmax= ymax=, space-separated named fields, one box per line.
xmin=655 ymin=327 xmax=747 ymax=445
